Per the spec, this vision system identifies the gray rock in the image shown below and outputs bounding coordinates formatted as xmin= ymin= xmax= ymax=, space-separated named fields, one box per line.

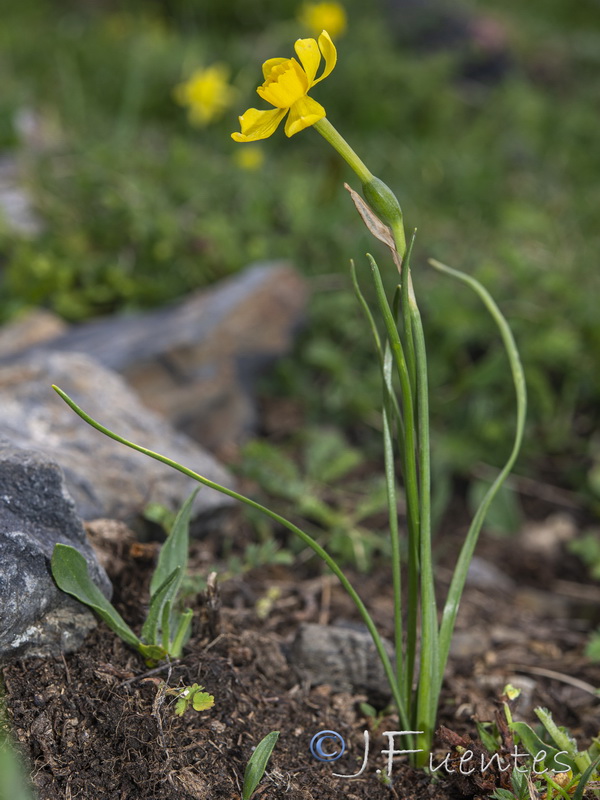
xmin=1 ymin=262 xmax=308 ymax=449
xmin=288 ymin=623 xmax=395 ymax=706
xmin=0 ymin=351 xmax=235 ymax=522
xmin=0 ymin=438 xmax=111 ymax=660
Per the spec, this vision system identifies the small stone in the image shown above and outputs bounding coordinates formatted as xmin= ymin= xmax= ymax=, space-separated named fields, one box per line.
xmin=288 ymin=622 xmax=395 ymax=706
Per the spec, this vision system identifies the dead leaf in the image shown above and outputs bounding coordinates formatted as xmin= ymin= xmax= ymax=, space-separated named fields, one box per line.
xmin=344 ymin=183 xmax=403 ymax=274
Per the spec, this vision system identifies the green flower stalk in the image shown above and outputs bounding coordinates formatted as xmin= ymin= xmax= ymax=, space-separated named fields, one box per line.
xmin=231 ymin=28 xmax=526 ymax=764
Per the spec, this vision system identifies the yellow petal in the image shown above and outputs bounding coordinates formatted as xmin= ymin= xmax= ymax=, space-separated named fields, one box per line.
xmin=294 ymin=36 xmax=321 ymax=86
xmin=231 ymin=107 xmax=287 ymax=142
xmin=257 ymin=59 xmax=308 ymax=108
xmin=284 ymin=96 xmax=325 ymax=137
xmin=262 ymin=57 xmax=287 ymax=81
xmin=313 ymin=30 xmax=337 ymax=85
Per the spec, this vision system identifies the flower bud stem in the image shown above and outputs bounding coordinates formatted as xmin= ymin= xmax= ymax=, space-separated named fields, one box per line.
xmin=314 ymin=118 xmax=407 ymax=260
xmin=313 ymin=117 xmax=374 ymax=185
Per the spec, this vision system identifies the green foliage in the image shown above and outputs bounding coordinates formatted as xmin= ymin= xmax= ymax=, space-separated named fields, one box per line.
xmin=0 ymin=0 xmax=598 ymax=509
xmin=141 ymin=495 xmax=295 ymax=593
xmin=487 ymin=698 xmax=600 ymax=800
xmin=239 ymin=428 xmax=390 ymax=570
xmin=51 ymin=490 xmax=198 ymax=664
xmin=221 ymin=540 xmax=294 ymax=579
xmin=242 ymin=731 xmax=279 ymax=800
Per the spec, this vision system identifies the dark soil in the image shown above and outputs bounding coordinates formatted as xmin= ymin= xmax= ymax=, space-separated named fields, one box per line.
xmin=3 ymin=501 xmax=600 ymax=800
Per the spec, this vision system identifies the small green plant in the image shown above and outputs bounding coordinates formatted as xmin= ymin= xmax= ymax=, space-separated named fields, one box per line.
xmin=242 ymin=731 xmax=279 ymax=800
xmin=478 ymin=688 xmax=600 ymax=800
xmin=359 ymin=701 xmax=393 ymax=733
xmin=144 ymin=498 xmax=294 ymax=593
xmin=511 ymin=707 xmax=600 ymax=779
xmin=51 ymin=490 xmax=198 ymax=665
xmin=165 ymin=683 xmax=215 ymax=716
xmin=51 ymin=28 xmax=526 ymax=766
xmin=239 ymin=429 xmax=390 ymax=570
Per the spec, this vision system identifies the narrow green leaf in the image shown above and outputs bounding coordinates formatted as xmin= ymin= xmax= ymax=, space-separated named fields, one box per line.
xmin=150 ymin=489 xmax=198 ymax=598
xmin=431 ymin=259 xmax=527 ymax=698
xmin=51 ymin=544 xmax=140 ymax=648
xmin=410 ymin=294 xmax=439 ymax=762
xmin=368 ymin=254 xmax=420 ymax=720
xmin=468 ymin=480 xmax=523 ymax=537
xmin=381 ymin=339 xmax=405 ymax=703
xmin=400 ymin=229 xmax=418 ymax=398
xmin=242 ymin=731 xmax=280 ymax=800
xmin=140 ymin=568 xmax=180 ymax=645
xmin=169 ymin=608 xmax=193 ymax=657
xmin=572 ymin=755 xmax=600 ymax=800
xmin=544 ymin=774 xmax=574 ymax=800
xmin=475 ymin=721 xmax=500 ymax=755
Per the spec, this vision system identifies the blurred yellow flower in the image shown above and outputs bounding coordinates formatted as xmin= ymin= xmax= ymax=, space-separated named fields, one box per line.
xmin=298 ymin=2 xmax=347 ymax=39
xmin=231 ymin=30 xmax=336 ymax=142
xmin=234 ymin=145 xmax=265 ymax=171
xmin=174 ymin=64 xmax=236 ymax=127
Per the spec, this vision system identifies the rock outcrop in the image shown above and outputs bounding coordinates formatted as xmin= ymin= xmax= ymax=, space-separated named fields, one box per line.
xmin=0 ymin=438 xmax=111 ymax=660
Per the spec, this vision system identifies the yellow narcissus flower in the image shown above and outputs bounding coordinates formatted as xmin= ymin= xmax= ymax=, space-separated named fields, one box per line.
xmin=174 ymin=64 xmax=236 ymax=127
xmin=298 ymin=2 xmax=347 ymax=39
xmin=231 ymin=30 xmax=336 ymax=142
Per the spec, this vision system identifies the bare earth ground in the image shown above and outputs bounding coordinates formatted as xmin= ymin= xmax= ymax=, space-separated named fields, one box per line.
xmin=3 ymin=497 xmax=600 ymax=800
